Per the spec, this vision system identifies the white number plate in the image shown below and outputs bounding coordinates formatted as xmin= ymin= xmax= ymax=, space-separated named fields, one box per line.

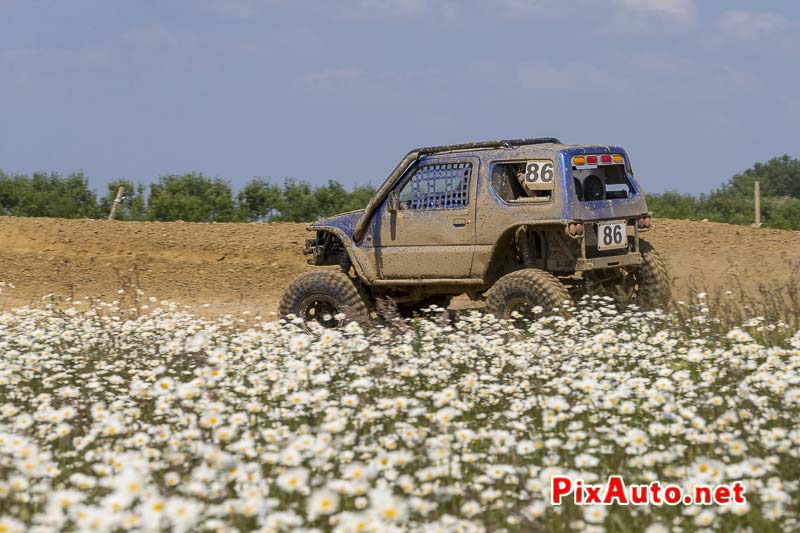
xmin=597 ymin=221 xmax=627 ymax=250
xmin=523 ymin=160 xmax=555 ymax=190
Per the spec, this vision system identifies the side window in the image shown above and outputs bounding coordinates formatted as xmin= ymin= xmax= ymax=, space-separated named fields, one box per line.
xmin=398 ymin=163 xmax=471 ymax=210
xmin=490 ymin=162 xmax=553 ymax=203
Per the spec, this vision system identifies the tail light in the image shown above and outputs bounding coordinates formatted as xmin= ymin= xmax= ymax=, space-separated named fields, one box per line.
xmin=637 ymin=215 xmax=652 ymax=230
xmin=568 ymin=223 xmax=584 ymax=237
xmin=573 ymin=154 xmax=625 ymax=167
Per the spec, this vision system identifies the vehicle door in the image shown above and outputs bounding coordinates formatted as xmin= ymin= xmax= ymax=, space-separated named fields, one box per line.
xmin=375 ymin=156 xmax=478 ymax=279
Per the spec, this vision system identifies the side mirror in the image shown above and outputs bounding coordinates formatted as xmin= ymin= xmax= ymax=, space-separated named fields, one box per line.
xmin=388 ymin=191 xmax=400 ymax=213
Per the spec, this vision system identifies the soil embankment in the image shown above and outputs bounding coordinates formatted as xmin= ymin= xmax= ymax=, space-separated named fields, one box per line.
xmin=0 ymin=217 xmax=796 ymax=316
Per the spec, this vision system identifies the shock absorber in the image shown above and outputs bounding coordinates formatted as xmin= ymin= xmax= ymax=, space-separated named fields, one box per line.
xmin=516 ymin=226 xmax=535 ymax=268
xmin=339 ymin=251 xmax=352 ymax=273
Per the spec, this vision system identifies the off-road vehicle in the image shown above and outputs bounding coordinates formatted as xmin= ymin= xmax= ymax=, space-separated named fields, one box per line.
xmin=280 ymin=138 xmax=670 ymax=327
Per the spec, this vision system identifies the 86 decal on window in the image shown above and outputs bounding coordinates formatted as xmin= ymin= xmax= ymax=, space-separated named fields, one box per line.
xmin=524 ymin=160 xmax=555 ymax=190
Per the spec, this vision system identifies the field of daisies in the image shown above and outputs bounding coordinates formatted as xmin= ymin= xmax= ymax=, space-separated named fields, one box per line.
xmin=0 ymin=294 xmax=798 ymax=533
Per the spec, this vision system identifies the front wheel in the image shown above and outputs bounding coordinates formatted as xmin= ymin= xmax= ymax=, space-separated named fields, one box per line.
xmin=485 ymin=268 xmax=571 ymax=320
xmin=279 ymin=270 xmax=370 ymax=329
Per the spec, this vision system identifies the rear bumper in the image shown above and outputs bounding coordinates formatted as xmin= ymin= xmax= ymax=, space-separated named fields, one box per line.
xmin=576 ymin=252 xmax=642 ymax=271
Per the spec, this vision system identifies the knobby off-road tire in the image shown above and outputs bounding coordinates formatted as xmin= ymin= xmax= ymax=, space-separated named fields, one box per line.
xmin=279 ymin=270 xmax=370 ymax=329
xmin=635 ymin=238 xmax=671 ymax=309
xmin=485 ymin=268 xmax=572 ymax=320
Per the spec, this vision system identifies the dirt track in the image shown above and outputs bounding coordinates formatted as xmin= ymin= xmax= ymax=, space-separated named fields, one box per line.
xmin=0 ymin=216 xmax=797 ymax=317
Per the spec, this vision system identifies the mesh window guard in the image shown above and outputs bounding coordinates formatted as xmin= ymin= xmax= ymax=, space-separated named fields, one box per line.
xmin=407 ymin=163 xmax=471 ymax=210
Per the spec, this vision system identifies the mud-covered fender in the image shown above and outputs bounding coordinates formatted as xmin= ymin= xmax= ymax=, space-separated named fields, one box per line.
xmin=305 ymin=225 xmax=374 ymax=283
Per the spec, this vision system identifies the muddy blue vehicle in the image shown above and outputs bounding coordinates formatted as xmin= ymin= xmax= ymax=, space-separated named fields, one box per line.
xmin=280 ymin=138 xmax=670 ymax=327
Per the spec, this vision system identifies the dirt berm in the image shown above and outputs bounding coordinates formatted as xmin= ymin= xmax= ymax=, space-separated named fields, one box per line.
xmin=0 ymin=216 xmax=796 ymax=317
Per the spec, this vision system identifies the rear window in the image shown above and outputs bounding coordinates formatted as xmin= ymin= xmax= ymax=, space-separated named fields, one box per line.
xmin=572 ymin=165 xmax=634 ymax=202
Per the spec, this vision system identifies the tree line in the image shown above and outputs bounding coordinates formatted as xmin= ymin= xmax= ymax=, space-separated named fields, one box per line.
xmin=0 ymin=172 xmax=375 ymax=222
xmin=0 ymin=155 xmax=798 ymax=229
xmin=646 ymin=155 xmax=800 ymax=230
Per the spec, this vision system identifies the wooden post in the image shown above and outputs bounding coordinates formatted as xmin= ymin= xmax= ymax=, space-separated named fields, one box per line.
xmin=754 ymin=181 xmax=761 ymax=227
xmin=108 ymin=186 xmax=125 ymax=220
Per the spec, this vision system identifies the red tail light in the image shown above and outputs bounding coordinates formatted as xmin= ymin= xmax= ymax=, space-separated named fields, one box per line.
xmin=574 ymin=154 xmax=624 ymax=167
xmin=568 ymin=223 xmax=585 ymax=237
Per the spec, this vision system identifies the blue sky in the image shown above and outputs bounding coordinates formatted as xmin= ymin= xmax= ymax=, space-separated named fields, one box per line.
xmin=1 ymin=0 xmax=798 ymax=195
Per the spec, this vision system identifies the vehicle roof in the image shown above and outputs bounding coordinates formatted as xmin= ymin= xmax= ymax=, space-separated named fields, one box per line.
xmin=410 ymin=137 xmax=560 ymax=155
xmin=418 ymin=142 xmax=627 ymax=160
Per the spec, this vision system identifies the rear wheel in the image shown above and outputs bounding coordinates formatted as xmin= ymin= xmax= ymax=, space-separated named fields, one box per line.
xmin=486 ymin=268 xmax=571 ymax=320
xmin=579 ymin=238 xmax=671 ymax=309
xmin=634 ymin=238 xmax=671 ymax=309
xmin=279 ymin=270 xmax=370 ymax=329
